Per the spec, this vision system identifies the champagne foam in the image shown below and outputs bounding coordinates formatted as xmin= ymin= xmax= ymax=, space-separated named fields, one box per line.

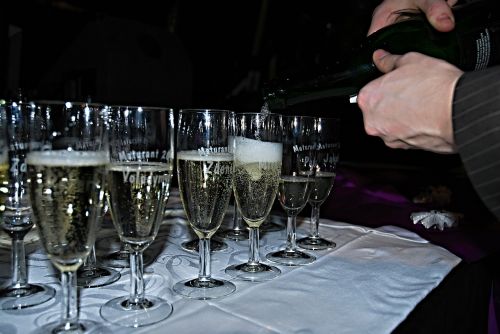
xmin=26 ymin=150 xmax=109 ymax=166
xmin=234 ymin=137 xmax=282 ymax=163
xmin=177 ymin=150 xmax=233 ymax=161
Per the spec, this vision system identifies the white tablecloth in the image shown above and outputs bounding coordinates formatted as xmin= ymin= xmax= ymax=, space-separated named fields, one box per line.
xmin=0 ymin=197 xmax=461 ymax=334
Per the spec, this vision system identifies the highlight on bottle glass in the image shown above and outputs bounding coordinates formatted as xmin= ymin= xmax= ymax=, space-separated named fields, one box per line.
xmin=26 ymin=100 xmax=109 ymax=333
xmin=99 ymin=105 xmax=175 ymax=327
xmin=174 ymin=108 xmax=236 ymax=299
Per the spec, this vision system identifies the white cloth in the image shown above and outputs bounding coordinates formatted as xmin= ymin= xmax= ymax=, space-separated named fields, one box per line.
xmin=0 ymin=203 xmax=460 ymax=334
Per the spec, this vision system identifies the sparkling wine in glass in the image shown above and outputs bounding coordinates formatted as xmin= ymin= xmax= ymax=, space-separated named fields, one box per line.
xmin=27 ymin=101 xmax=108 ymax=332
xmin=266 ymin=115 xmax=316 ymax=266
xmin=100 ymin=106 xmax=174 ymax=327
xmin=0 ymin=98 xmax=55 ymax=310
xmin=297 ymin=117 xmax=340 ymax=250
xmin=173 ymin=109 xmax=236 ymax=299
xmin=225 ymin=112 xmax=283 ymax=281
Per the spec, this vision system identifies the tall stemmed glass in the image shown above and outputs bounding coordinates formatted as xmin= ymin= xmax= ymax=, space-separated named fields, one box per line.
xmin=0 ymin=98 xmax=55 ymax=310
xmin=76 ymin=236 xmax=121 ymax=288
xmin=220 ymin=204 xmax=249 ymax=241
xmin=173 ymin=109 xmax=236 ymax=299
xmin=75 ymin=105 xmax=120 ymax=287
xmin=225 ymin=112 xmax=282 ymax=281
xmin=266 ymin=115 xmax=316 ymax=266
xmin=220 ymin=113 xmax=249 ymax=241
xmin=297 ymin=117 xmax=340 ymax=250
xmin=27 ymin=101 xmax=108 ymax=332
xmin=100 ymin=106 xmax=174 ymax=327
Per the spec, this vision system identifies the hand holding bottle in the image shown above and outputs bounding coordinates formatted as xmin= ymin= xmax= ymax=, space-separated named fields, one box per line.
xmin=357 ymin=50 xmax=463 ymax=153
xmin=368 ymin=0 xmax=457 ymax=35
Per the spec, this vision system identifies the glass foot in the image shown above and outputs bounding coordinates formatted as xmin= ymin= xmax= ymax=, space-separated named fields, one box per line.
xmin=297 ymin=236 xmax=336 ymax=250
xmin=77 ymin=266 xmax=121 ymax=288
xmin=100 ymin=295 xmax=173 ymax=328
xmin=100 ymin=250 xmax=154 ymax=269
xmin=181 ymin=238 xmax=228 ymax=252
xmin=219 ymin=228 xmax=249 ymax=241
xmin=0 ymin=283 xmax=55 ymax=310
xmin=173 ymin=277 xmax=236 ymax=300
xmin=260 ymin=216 xmax=285 ymax=232
xmin=266 ymin=249 xmax=316 ymax=266
xmin=32 ymin=319 xmax=111 ymax=334
xmin=225 ymin=262 xmax=281 ymax=282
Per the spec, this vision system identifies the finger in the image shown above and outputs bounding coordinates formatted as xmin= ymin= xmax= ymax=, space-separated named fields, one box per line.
xmin=384 ymin=138 xmax=413 ymax=150
xmin=367 ymin=4 xmax=396 ymax=35
xmin=420 ymin=0 xmax=456 ymax=32
xmin=372 ymin=49 xmax=401 ymax=73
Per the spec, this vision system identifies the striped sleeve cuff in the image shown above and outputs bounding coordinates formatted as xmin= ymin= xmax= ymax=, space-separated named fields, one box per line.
xmin=453 ymin=66 xmax=500 ymax=219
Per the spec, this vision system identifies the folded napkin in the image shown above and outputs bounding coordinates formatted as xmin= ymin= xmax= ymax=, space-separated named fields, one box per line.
xmin=411 ymin=210 xmax=463 ymax=231
xmin=211 ymin=223 xmax=460 ymax=334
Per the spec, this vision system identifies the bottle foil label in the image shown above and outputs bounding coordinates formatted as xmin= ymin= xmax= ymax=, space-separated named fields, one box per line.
xmin=475 ymin=28 xmax=491 ymax=70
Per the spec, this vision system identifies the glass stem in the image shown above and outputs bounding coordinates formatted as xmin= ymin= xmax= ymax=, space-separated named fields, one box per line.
xmin=198 ymin=238 xmax=211 ymax=283
xmin=129 ymin=251 xmax=145 ymax=305
xmin=232 ymin=206 xmax=243 ymax=231
xmin=10 ymin=234 xmax=28 ymax=289
xmin=118 ymin=242 xmax=129 ymax=259
xmin=310 ymin=204 xmax=321 ymax=238
xmin=82 ymin=245 xmax=97 ymax=271
xmin=248 ymin=227 xmax=260 ymax=265
xmin=60 ymin=271 xmax=78 ymax=329
xmin=285 ymin=215 xmax=298 ymax=252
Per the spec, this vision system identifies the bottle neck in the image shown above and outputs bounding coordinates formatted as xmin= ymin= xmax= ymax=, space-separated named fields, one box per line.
xmin=263 ymin=0 xmax=500 ymax=110
xmin=264 ymin=62 xmax=378 ymax=110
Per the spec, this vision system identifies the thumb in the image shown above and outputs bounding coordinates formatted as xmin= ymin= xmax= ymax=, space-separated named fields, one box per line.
xmin=372 ymin=49 xmax=402 ymax=73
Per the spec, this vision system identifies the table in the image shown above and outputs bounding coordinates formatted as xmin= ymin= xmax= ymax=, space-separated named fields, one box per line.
xmin=0 ymin=190 xmax=461 ymax=334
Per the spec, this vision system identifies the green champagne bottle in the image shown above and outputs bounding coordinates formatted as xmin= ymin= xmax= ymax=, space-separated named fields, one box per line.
xmin=263 ymin=0 xmax=500 ymax=110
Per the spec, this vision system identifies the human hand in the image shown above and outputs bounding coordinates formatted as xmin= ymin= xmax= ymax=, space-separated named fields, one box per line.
xmin=368 ymin=0 xmax=458 ymax=35
xmin=357 ymin=50 xmax=463 ymax=153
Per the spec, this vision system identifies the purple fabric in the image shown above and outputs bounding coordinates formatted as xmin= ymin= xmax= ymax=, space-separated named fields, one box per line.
xmin=321 ymin=166 xmax=500 ymax=263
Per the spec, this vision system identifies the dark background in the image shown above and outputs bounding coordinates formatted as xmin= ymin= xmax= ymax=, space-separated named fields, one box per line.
xmin=1 ymin=0 xmax=464 ymax=170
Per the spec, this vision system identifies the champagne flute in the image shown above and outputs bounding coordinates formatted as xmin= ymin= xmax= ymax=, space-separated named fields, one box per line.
xmin=0 ymin=98 xmax=55 ymax=310
xmin=297 ymin=117 xmax=340 ymax=250
xmin=100 ymin=106 xmax=174 ymax=327
xmin=225 ymin=112 xmax=282 ymax=281
xmin=266 ymin=115 xmax=316 ymax=266
xmin=27 ymin=101 xmax=108 ymax=332
xmin=219 ymin=202 xmax=249 ymax=241
xmin=219 ymin=114 xmax=249 ymax=242
xmin=76 ymin=240 xmax=121 ymax=288
xmin=173 ymin=109 xmax=235 ymax=299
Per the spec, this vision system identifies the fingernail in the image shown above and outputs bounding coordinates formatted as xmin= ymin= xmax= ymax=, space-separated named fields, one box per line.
xmin=374 ymin=49 xmax=389 ymax=60
xmin=437 ymin=14 xmax=454 ymax=24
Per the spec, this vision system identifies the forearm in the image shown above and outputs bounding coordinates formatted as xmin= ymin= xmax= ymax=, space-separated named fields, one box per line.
xmin=453 ymin=66 xmax=500 ymax=219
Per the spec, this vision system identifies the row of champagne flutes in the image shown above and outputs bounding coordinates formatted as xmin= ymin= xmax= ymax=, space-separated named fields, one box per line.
xmin=0 ymin=99 xmax=339 ymax=331
xmin=0 ymin=99 xmax=175 ymax=331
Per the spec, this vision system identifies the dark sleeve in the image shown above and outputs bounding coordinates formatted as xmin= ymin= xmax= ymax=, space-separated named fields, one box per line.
xmin=452 ymin=66 xmax=500 ymax=220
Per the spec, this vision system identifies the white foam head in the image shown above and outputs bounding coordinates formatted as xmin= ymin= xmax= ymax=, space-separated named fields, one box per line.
xmin=177 ymin=150 xmax=233 ymax=162
xmin=26 ymin=150 xmax=109 ymax=166
xmin=234 ymin=137 xmax=282 ymax=163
